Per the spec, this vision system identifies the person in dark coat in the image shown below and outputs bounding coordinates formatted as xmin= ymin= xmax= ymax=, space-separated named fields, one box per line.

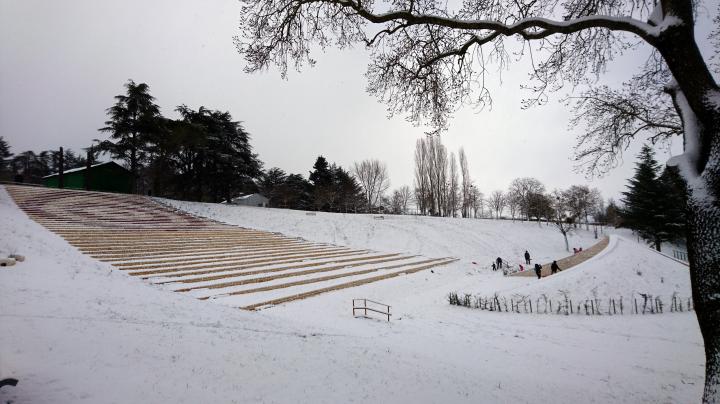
xmin=524 ymin=250 xmax=531 ymax=264
xmin=491 ymin=262 xmax=497 ymax=271
xmin=496 ymin=257 xmax=503 ymax=269
xmin=551 ymin=260 xmax=560 ymax=274
xmin=534 ymin=263 xmax=542 ymax=279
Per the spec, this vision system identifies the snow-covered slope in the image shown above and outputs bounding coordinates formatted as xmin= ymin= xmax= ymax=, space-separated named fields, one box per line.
xmin=493 ymin=235 xmax=691 ymax=300
xmin=0 ymin=188 xmax=705 ymax=403
xmin=157 ymin=199 xmax=599 ymax=265
xmin=161 ymin=199 xmax=691 ymax=301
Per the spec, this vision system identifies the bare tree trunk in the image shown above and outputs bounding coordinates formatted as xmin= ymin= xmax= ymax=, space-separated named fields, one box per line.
xmin=688 ymin=188 xmax=720 ymax=403
xmin=128 ymin=131 xmax=139 ymax=194
xmin=655 ymin=2 xmax=720 ymax=396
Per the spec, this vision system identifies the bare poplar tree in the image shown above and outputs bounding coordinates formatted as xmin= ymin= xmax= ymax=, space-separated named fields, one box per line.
xmin=353 ymin=159 xmax=390 ymax=211
xmin=414 ymin=136 xmax=449 ymax=216
xmin=430 ymin=136 xmax=448 ymax=216
xmin=448 ymin=152 xmax=460 ymax=217
xmin=237 ymin=0 xmax=720 ymax=395
xmin=459 ymin=147 xmax=472 ymax=218
xmin=413 ymin=138 xmax=430 ymax=215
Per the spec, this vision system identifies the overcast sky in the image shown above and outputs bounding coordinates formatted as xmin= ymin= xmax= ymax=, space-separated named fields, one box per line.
xmin=1 ymin=0 xmax=717 ymax=201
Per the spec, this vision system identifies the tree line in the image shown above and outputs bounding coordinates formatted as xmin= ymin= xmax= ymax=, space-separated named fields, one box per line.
xmin=0 ymin=80 xmax=392 ymax=213
xmin=0 ymin=141 xmax=88 ymax=184
xmin=413 ymin=136 xmax=481 ymax=217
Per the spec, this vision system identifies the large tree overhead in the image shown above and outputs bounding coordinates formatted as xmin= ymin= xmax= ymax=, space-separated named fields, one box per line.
xmin=236 ymin=0 xmax=720 ymax=399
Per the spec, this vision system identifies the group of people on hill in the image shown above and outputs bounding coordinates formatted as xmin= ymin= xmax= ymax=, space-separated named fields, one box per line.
xmin=491 ymin=250 xmax=561 ymax=279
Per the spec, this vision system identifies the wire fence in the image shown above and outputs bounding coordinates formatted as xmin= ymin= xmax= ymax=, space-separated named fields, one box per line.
xmin=448 ymin=292 xmax=694 ymax=315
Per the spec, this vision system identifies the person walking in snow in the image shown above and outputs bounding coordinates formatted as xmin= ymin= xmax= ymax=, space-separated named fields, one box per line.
xmin=551 ymin=260 xmax=560 ymax=274
xmin=534 ymin=263 xmax=542 ymax=279
xmin=496 ymin=257 xmax=503 ymax=270
xmin=524 ymin=250 xmax=531 ymax=265
xmin=491 ymin=262 xmax=497 ymax=271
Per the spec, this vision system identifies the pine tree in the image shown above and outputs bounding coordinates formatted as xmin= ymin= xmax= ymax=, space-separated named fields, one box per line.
xmin=309 ymin=156 xmax=332 ymax=187
xmin=332 ymin=165 xmax=363 ymax=212
xmin=260 ymin=167 xmax=288 ymax=207
xmin=171 ymin=105 xmax=262 ymax=202
xmin=282 ymin=174 xmax=313 ymax=210
xmin=620 ymin=145 xmax=673 ymax=251
xmin=99 ymin=79 xmax=163 ymax=193
xmin=657 ymin=165 xmax=688 ymax=245
xmin=605 ymin=198 xmax=620 ymax=227
xmin=0 ymin=136 xmax=12 ymax=177
xmin=309 ymin=156 xmax=333 ymax=210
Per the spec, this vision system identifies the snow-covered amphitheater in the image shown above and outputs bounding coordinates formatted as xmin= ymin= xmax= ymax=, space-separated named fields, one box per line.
xmin=0 ymin=184 xmax=703 ymax=403
xmin=5 ymin=185 xmax=455 ymax=310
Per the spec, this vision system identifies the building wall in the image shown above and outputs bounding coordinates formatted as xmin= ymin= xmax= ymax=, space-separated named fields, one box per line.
xmin=44 ymin=164 xmax=133 ymax=194
xmin=233 ymin=194 xmax=268 ymax=207
xmin=88 ymin=164 xmax=133 ymax=193
xmin=44 ymin=172 xmax=85 ymax=189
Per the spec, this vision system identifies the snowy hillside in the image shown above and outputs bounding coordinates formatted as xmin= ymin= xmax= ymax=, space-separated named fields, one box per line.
xmin=494 ymin=235 xmax=691 ymax=299
xmin=1 ymin=188 xmax=705 ymax=403
xmin=157 ymin=199 xmax=600 ymax=265
xmin=160 ymin=199 xmax=691 ymax=301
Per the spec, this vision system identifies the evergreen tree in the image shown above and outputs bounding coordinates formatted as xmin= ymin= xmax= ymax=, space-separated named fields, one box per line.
xmin=309 ymin=156 xmax=333 ymax=210
xmin=620 ymin=145 xmax=675 ymax=251
xmin=172 ymin=105 xmax=262 ymax=202
xmin=259 ymin=167 xmax=288 ymax=207
xmin=282 ymin=173 xmax=313 ymax=210
xmin=161 ymin=115 xmax=208 ymax=200
xmin=332 ymin=165 xmax=363 ymax=212
xmin=0 ymin=136 xmax=11 ymax=177
xmin=10 ymin=150 xmax=48 ymax=183
xmin=657 ymin=165 xmax=688 ymax=245
xmin=99 ymin=79 xmax=163 ymax=193
xmin=309 ymin=156 xmax=332 ymax=186
xmin=49 ymin=149 xmax=86 ymax=172
xmin=606 ymin=198 xmax=620 ymax=227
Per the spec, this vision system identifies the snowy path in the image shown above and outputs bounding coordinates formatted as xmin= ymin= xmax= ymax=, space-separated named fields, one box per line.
xmin=512 ymin=236 xmax=610 ymax=277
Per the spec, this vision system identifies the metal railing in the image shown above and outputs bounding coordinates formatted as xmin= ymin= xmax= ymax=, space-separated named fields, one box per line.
xmin=673 ymin=249 xmax=689 ymax=262
xmin=353 ymin=298 xmax=391 ymax=321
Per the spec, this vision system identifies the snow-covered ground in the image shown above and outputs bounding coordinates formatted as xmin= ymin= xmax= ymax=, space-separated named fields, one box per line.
xmin=157 ymin=199 xmax=602 ymax=265
xmin=0 ymin=189 xmax=704 ymax=403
